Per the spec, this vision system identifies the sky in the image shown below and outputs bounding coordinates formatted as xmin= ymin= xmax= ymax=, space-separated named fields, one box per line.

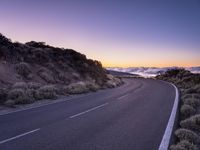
xmin=0 ymin=0 xmax=200 ymax=67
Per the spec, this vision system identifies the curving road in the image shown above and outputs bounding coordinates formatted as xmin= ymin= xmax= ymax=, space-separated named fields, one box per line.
xmin=0 ymin=78 xmax=176 ymax=150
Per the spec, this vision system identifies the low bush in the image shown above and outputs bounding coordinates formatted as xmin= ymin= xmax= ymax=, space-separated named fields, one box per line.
xmin=106 ymin=74 xmax=122 ymax=88
xmin=170 ymin=140 xmax=198 ymax=150
xmin=86 ymin=82 xmax=100 ymax=92
xmin=175 ymin=129 xmax=200 ymax=144
xmin=180 ymin=105 xmax=196 ymax=119
xmin=15 ymin=62 xmax=31 ymax=78
xmin=27 ymin=82 xmax=41 ymax=90
xmin=7 ymin=88 xmax=34 ymax=104
xmin=36 ymin=85 xmax=57 ymax=99
xmin=26 ymin=89 xmax=36 ymax=101
xmin=0 ymin=88 xmax=8 ymax=104
xmin=180 ymin=115 xmax=200 ymax=132
xmin=192 ymin=94 xmax=200 ymax=99
xmin=4 ymin=100 xmax=15 ymax=107
xmin=182 ymin=94 xmax=193 ymax=100
xmin=57 ymin=72 xmax=70 ymax=84
xmin=12 ymin=82 xmax=27 ymax=89
xmin=183 ymin=98 xmax=200 ymax=108
xmin=41 ymin=72 xmax=54 ymax=83
xmin=37 ymin=68 xmax=55 ymax=83
xmin=105 ymin=80 xmax=116 ymax=88
xmin=66 ymin=82 xmax=89 ymax=94
xmin=60 ymin=86 xmax=69 ymax=95
xmin=184 ymin=88 xmax=197 ymax=94
xmin=194 ymin=84 xmax=200 ymax=93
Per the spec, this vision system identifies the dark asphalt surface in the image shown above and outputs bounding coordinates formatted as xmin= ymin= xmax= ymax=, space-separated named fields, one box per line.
xmin=0 ymin=78 xmax=175 ymax=150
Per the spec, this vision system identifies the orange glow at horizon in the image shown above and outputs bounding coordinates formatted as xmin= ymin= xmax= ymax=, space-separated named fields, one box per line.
xmin=102 ymin=62 xmax=200 ymax=68
xmin=0 ymin=1 xmax=200 ymax=69
xmin=1 ymin=29 xmax=200 ymax=68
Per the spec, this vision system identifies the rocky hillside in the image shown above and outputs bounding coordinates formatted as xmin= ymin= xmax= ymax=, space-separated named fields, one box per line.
xmin=0 ymin=33 xmax=122 ymax=107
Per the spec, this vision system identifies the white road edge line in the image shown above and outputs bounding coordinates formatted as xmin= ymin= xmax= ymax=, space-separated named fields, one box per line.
xmin=69 ymin=103 xmax=109 ymax=119
xmin=0 ymin=128 xmax=40 ymax=144
xmin=117 ymin=94 xmax=129 ymax=100
xmin=158 ymin=83 xmax=179 ymax=150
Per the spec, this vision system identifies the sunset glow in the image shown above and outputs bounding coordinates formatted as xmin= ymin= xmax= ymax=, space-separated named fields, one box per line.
xmin=0 ymin=0 xmax=199 ymax=67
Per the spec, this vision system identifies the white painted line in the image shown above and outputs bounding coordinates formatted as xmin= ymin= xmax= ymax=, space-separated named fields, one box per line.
xmin=117 ymin=94 xmax=129 ymax=100
xmin=158 ymin=83 xmax=179 ymax=150
xmin=0 ymin=128 xmax=40 ymax=144
xmin=69 ymin=103 xmax=109 ymax=119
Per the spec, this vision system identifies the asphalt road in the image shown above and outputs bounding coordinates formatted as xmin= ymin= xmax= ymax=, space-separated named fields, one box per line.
xmin=0 ymin=78 xmax=175 ymax=150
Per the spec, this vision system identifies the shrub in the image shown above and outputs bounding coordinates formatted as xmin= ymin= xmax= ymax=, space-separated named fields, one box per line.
xmin=194 ymin=84 xmax=200 ymax=93
xmin=36 ymin=85 xmax=57 ymax=99
xmin=180 ymin=115 xmax=200 ymax=132
xmin=183 ymin=98 xmax=200 ymax=108
xmin=4 ymin=100 xmax=15 ymax=107
xmin=34 ymin=91 xmax=43 ymax=100
xmin=15 ymin=62 xmax=31 ymax=78
xmin=57 ymin=72 xmax=70 ymax=84
xmin=192 ymin=94 xmax=200 ymax=99
xmin=0 ymin=88 xmax=8 ymax=104
xmin=7 ymin=88 xmax=34 ymax=104
xmin=182 ymin=94 xmax=193 ymax=100
xmin=105 ymin=75 xmax=122 ymax=88
xmin=27 ymin=82 xmax=41 ymax=90
xmin=180 ymin=105 xmax=196 ymax=119
xmin=185 ymin=88 xmax=197 ymax=94
xmin=60 ymin=86 xmax=69 ymax=95
xmin=86 ymin=82 xmax=100 ymax=92
xmin=26 ymin=89 xmax=36 ymax=101
xmin=170 ymin=140 xmax=198 ymax=150
xmin=37 ymin=69 xmax=55 ymax=83
xmin=12 ymin=82 xmax=27 ymax=89
xmin=66 ymin=82 xmax=89 ymax=94
xmin=175 ymin=129 xmax=200 ymax=144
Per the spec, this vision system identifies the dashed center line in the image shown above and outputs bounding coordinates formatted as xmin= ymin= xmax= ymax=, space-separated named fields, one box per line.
xmin=0 ymin=128 xmax=40 ymax=144
xmin=69 ymin=103 xmax=109 ymax=119
xmin=117 ymin=94 xmax=129 ymax=100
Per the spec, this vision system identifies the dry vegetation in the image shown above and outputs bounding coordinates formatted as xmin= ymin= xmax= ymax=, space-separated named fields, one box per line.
xmin=156 ymin=69 xmax=200 ymax=150
xmin=0 ymin=33 xmax=123 ymax=107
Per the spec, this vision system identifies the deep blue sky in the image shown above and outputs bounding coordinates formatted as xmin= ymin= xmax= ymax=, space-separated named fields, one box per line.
xmin=0 ymin=0 xmax=200 ymax=67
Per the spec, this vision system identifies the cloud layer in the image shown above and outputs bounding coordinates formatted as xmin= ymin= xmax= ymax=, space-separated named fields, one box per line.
xmin=107 ymin=67 xmax=200 ymax=77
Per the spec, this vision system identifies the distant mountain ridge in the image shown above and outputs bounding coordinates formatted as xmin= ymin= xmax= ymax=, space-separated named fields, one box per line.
xmin=107 ymin=67 xmax=200 ymax=77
